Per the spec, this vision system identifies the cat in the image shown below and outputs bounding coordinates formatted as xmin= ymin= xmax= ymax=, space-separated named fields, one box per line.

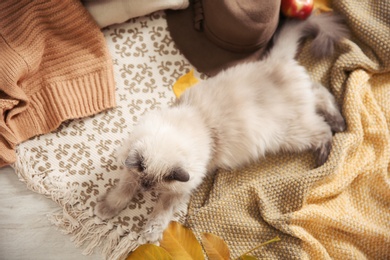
xmin=95 ymin=13 xmax=348 ymax=243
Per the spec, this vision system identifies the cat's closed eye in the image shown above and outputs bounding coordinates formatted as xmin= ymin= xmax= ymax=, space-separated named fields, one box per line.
xmin=137 ymin=160 xmax=146 ymax=172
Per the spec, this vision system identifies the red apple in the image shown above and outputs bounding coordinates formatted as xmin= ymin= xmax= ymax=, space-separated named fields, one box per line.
xmin=281 ymin=0 xmax=314 ymax=20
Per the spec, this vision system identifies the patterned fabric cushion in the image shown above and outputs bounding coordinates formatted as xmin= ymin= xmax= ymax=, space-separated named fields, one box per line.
xmin=13 ymin=11 xmax=198 ymax=260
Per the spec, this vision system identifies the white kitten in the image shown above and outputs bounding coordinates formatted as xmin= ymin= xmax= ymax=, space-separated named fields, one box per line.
xmin=95 ymin=13 xmax=348 ymax=243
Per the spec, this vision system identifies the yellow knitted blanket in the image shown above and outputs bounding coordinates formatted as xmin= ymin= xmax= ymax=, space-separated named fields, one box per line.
xmin=186 ymin=1 xmax=390 ymax=258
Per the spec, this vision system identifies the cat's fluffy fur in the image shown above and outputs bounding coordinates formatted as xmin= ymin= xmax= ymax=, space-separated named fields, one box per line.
xmin=95 ymin=13 xmax=348 ymax=243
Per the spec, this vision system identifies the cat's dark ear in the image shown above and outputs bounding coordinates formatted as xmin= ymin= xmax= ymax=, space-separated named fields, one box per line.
xmin=166 ymin=167 xmax=190 ymax=182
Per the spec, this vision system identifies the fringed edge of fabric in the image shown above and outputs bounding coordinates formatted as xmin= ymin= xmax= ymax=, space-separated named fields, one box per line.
xmin=12 ymin=148 xmax=141 ymax=260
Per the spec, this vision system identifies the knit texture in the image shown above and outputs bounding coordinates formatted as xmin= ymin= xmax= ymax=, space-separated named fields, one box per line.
xmin=0 ymin=0 xmax=116 ymax=167
xmin=186 ymin=1 xmax=390 ymax=259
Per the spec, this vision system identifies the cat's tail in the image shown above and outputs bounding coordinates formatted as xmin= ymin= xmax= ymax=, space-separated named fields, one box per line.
xmin=269 ymin=13 xmax=349 ymax=61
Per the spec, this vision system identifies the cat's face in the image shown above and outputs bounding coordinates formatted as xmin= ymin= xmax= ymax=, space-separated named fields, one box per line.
xmin=119 ymin=109 xmax=211 ymax=195
xmin=123 ymin=146 xmax=190 ymax=193
xmin=120 ymin=118 xmax=194 ymax=195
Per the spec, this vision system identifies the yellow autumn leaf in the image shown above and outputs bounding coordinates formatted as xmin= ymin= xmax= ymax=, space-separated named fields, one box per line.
xmin=314 ymin=0 xmax=332 ymax=13
xmin=201 ymin=233 xmax=230 ymax=260
xmin=172 ymin=69 xmax=199 ymax=98
xmin=126 ymin=244 xmax=172 ymax=260
xmin=160 ymin=221 xmax=205 ymax=260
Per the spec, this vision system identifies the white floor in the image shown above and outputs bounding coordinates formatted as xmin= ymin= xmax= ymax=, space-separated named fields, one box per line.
xmin=0 ymin=166 xmax=101 ymax=260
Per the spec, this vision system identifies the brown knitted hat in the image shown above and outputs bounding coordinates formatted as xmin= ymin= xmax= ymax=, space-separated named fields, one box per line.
xmin=166 ymin=0 xmax=281 ymax=76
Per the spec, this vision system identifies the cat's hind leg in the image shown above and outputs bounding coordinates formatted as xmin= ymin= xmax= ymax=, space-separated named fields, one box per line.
xmin=307 ymin=119 xmax=334 ymax=167
xmin=312 ymin=82 xmax=346 ymax=133
xmin=282 ymin=113 xmax=333 ymax=167
xmin=309 ymin=82 xmax=347 ymax=166
xmin=313 ymin=133 xmax=332 ymax=167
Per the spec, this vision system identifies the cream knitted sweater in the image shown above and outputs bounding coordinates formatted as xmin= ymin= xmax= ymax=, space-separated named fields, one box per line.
xmin=0 ymin=0 xmax=116 ymax=167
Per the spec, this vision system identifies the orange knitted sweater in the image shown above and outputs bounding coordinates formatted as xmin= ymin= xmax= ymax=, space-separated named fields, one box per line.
xmin=0 ymin=0 xmax=116 ymax=167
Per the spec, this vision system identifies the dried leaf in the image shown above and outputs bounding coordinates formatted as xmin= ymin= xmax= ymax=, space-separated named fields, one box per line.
xmin=201 ymin=233 xmax=230 ymax=260
xmin=314 ymin=0 xmax=332 ymax=13
xmin=239 ymin=255 xmax=257 ymax=260
xmin=160 ymin=221 xmax=205 ymax=260
xmin=126 ymin=244 xmax=172 ymax=260
xmin=172 ymin=69 xmax=199 ymax=98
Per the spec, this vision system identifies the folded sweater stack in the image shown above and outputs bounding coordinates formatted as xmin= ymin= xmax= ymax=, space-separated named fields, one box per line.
xmin=0 ymin=0 xmax=116 ymax=167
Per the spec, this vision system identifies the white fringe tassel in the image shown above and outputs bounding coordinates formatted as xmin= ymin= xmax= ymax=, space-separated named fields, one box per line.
xmin=13 ymin=148 xmax=141 ymax=260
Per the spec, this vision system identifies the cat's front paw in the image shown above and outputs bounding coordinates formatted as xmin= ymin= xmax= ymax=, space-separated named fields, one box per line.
xmin=94 ymin=198 xmax=122 ymax=220
xmin=139 ymin=228 xmax=164 ymax=244
xmin=138 ymin=219 xmax=167 ymax=244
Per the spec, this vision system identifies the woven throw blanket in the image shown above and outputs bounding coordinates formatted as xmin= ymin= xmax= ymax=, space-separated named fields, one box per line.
xmin=186 ymin=1 xmax=390 ymax=259
xmin=13 ymin=12 xmax=197 ymax=260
